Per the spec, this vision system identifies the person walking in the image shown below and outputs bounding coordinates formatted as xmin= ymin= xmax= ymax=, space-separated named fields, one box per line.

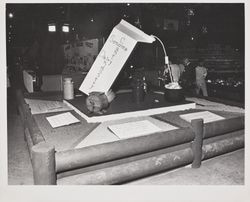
xmin=195 ymin=59 xmax=208 ymax=96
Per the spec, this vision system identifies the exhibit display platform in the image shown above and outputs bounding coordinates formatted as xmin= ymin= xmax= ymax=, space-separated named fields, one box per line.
xmin=64 ymin=91 xmax=196 ymax=122
xmin=17 ymin=89 xmax=244 ymax=185
xmin=32 ymin=106 xmax=243 ymax=152
xmin=22 ymin=90 xmax=244 ymax=152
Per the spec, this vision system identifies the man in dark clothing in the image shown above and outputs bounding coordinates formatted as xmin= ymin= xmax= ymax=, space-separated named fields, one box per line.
xmin=179 ymin=58 xmax=196 ymax=95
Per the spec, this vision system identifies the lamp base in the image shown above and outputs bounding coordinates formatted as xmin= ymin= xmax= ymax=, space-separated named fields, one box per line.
xmin=164 ymin=88 xmax=184 ymax=103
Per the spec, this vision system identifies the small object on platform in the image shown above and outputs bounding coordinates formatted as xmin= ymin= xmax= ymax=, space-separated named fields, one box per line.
xmin=75 ymin=94 xmax=83 ymax=97
xmin=132 ymin=78 xmax=145 ymax=104
xmin=23 ymin=70 xmax=41 ymax=93
xmin=86 ymin=92 xmax=109 ymax=114
xmin=74 ymin=88 xmax=84 ymax=97
xmin=142 ymin=76 xmax=147 ymax=94
xmin=164 ymin=82 xmax=184 ymax=102
xmin=105 ymin=89 xmax=116 ymax=103
xmin=63 ymin=78 xmax=74 ymax=100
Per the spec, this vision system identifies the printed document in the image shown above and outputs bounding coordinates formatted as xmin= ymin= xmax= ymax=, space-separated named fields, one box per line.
xmin=46 ymin=112 xmax=80 ymax=128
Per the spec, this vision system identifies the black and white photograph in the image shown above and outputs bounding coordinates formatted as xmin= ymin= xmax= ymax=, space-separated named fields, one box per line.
xmin=0 ymin=0 xmax=249 ymax=201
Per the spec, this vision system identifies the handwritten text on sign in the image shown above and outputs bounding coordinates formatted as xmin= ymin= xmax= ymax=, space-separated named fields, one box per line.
xmin=79 ymin=28 xmax=137 ymax=94
xmin=79 ymin=19 xmax=154 ymax=95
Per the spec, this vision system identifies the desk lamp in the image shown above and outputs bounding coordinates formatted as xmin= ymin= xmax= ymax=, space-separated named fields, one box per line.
xmin=150 ymin=35 xmax=183 ymax=102
xmin=150 ymin=35 xmax=173 ymax=83
xmin=151 ymin=35 xmax=182 ymax=90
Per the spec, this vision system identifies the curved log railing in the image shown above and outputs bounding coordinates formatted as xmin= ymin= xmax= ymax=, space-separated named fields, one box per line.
xmin=16 ymin=89 xmax=245 ymax=185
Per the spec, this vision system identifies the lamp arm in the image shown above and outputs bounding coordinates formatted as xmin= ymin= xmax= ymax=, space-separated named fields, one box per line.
xmin=151 ymin=35 xmax=173 ymax=83
xmin=151 ymin=35 xmax=167 ymax=58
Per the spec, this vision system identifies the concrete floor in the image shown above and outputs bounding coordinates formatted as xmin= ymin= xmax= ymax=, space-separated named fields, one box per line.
xmin=7 ymin=88 xmax=244 ymax=185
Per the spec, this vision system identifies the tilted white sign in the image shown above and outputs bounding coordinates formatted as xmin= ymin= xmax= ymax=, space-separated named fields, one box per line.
xmin=79 ymin=19 xmax=155 ymax=95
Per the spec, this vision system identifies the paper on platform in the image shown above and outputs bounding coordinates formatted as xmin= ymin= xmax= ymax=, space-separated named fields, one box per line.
xmin=46 ymin=112 xmax=80 ymax=128
xmin=108 ymin=120 xmax=174 ymax=139
xmin=25 ymin=98 xmax=72 ymax=114
xmin=79 ymin=19 xmax=155 ymax=95
xmin=180 ymin=111 xmax=225 ymax=123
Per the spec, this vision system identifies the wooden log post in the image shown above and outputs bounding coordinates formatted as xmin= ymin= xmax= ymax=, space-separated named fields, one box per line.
xmin=191 ymin=119 xmax=204 ymax=168
xmin=31 ymin=142 xmax=56 ymax=185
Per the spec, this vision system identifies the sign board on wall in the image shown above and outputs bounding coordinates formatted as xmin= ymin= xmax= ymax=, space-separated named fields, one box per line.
xmin=63 ymin=39 xmax=99 ymax=72
xmin=79 ymin=19 xmax=155 ymax=95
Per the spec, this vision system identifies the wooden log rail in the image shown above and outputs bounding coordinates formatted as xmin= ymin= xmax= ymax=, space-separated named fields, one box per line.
xmin=16 ymin=89 xmax=45 ymax=145
xmin=203 ymin=116 xmax=244 ymax=138
xmin=15 ymin=89 xmax=244 ymax=185
xmin=56 ymin=117 xmax=244 ymax=185
xmin=55 ymin=116 xmax=244 ymax=174
xmin=57 ymin=132 xmax=244 ymax=185
xmin=16 ymin=89 xmax=45 ymax=161
xmin=55 ymin=127 xmax=195 ymax=173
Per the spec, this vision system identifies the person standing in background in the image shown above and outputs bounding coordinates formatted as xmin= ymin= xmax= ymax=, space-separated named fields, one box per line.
xmin=163 ymin=58 xmax=181 ymax=83
xmin=169 ymin=58 xmax=181 ymax=83
xmin=178 ymin=61 xmax=185 ymax=76
xmin=195 ymin=59 xmax=208 ymax=96
xmin=179 ymin=57 xmax=196 ymax=95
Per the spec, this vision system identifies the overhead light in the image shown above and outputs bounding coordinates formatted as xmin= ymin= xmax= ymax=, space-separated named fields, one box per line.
xmin=187 ymin=8 xmax=195 ymax=16
xmin=127 ymin=3 xmax=130 ymax=6
xmin=48 ymin=23 xmax=56 ymax=32
xmin=62 ymin=24 xmax=69 ymax=32
xmin=123 ymin=14 xmax=129 ymax=18
xmin=8 ymin=13 xmax=14 ymax=18
xmin=90 ymin=18 xmax=94 ymax=22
